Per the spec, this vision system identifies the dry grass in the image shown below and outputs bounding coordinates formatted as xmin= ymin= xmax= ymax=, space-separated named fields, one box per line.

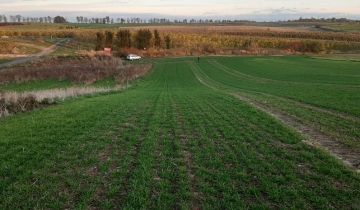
xmin=0 ymin=56 xmax=152 ymax=117
xmin=0 ymin=56 xmax=122 ymax=84
xmin=0 ymin=86 xmax=123 ymax=118
xmin=0 ymin=56 xmax=152 ymax=85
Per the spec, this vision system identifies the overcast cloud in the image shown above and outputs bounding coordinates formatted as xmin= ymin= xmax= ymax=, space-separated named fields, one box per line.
xmin=0 ymin=0 xmax=359 ymax=20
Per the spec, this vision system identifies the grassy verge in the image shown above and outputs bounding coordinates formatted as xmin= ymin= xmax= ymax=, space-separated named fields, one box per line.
xmin=0 ymin=80 xmax=72 ymax=92
xmin=0 ymin=77 xmax=117 ymax=92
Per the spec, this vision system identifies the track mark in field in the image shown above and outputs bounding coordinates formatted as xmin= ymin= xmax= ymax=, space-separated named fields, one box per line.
xmin=114 ymin=98 xmax=159 ymax=208
xmin=240 ymin=90 xmax=360 ymax=123
xmin=150 ymin=128 xmax=163 ymax=203
xmin=116 ymin=117 xmax=155 ymax=208
xmin=88 ymin=103 xmax=150 ymax=209
xmin=208 ymin=59 xmax=360 ymax=88
xmin=210 ymin=59 xmax=360 ymax=122
xmin=232 ymin=93 xmax=360 ymax=172
xmin=192 ymin=61 xmax=360 ymax=172
xmin=172 ymin=100 xmax=201 ymax=209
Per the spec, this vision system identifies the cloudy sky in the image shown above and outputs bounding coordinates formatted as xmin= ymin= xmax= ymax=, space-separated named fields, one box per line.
xmin=1 ymin=0 xmax=360 ymax=20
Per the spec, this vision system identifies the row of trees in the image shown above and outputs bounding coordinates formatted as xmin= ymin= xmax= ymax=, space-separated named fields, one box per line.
xmin=75 ymin=16 xmax=253 ymax=24
xmin=76 ymin=16 xmax=114 ymax=24
xmin=95 ymin=30 xmax=172 ymax=51
xmin=0 ymin=14 xmax=255 ymax=25
xmin=289 ymin=17 xmax=360 ymax=23
xmin=0 ymin=15 xmax=67 ymax=23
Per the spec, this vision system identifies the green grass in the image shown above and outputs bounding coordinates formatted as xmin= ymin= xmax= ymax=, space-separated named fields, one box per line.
xmin=0 ymin=77 xmax=118 ymax=92
xmin=312 ymin=54 xmax=360 ymax=62
xmin=193 ymin=56 xmax=360 ymax=149
xmin=321 ymin=23 xmax=360 ymax=32
xmin=1 ymin=57 xmax=360 ymax=209
xmin=0 ymin=59 xmax=11 ymax=64
xmin=91 ymin=77 xmax=117 ymax=88
xmin=199 ymin=56 xmax=360 ymax=116
xmin=0 ymin=80 xmax=72 ymax=92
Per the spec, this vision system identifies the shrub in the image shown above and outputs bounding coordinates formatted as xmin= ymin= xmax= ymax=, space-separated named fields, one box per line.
xmin=154 ymin=30 xmax=162 ymax=48
xmin=105 ymin=31 xmax=114 ymax=48
xmin=165 ymin=35 xmax=172 ymax=49
xmin=116 ymin=30 xmax=132 ymax=49
xmin=135 ymin=29 xmax=152 ymax=49
xmin=95 ymin=32 xmax=105 ymax=51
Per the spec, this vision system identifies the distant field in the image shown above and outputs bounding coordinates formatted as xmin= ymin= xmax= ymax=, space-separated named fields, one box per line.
xmin=3 ymin=22 xmax=358 ymax=33
xmin=0 ymin=37 xmax=51 ymax=55
xmin=321 ymin=23 xmax=360 ymax=32
xmin=0 ymin=23 xmax=313 ymax=31
xmin=0 ymin=59 xmax=10 ymax=64
xmin=312 ymin=53 xmax=360 ymax=61
xmin=1 ymin=56 xmax=359 ymax=209
xmin=2 ymin=22 xmax=360 ymax=57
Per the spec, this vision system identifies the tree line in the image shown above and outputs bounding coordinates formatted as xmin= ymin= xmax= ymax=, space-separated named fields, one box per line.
xmin=95 ymin=29 xmax=172 ymax=51
xmin=75 ymin=16 xmax=255 ymax=24
xmin=288 ymin=17 xmax=360 ymax=23
xmin=1 ymin=14 xmax=255 ymax=25
xmin=0 ymin=15 xmax=67 ymax=23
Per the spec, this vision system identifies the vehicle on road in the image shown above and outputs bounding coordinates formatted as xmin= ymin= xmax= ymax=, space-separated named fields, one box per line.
xmin=127 ymin=54 xmax=141 ymax=61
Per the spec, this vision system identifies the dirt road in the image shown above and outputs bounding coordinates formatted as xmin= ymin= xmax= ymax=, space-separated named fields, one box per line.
xmin=0 ymin=39 xmax=68 ymax=69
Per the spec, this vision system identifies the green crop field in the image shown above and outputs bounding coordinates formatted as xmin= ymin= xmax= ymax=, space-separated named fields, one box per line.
xmin=1 ymin=56 xmax=360 ymax=209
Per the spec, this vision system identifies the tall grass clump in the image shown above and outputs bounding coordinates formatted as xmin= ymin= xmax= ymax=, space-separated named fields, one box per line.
xmin=0 ymin=56 xmax=152 ymax=85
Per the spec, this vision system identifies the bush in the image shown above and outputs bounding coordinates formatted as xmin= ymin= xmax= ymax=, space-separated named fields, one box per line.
xmin=105 ymin=31 xmax=114 ymax=48
xmin=116 ymin=30 xmax=132 ymax=49
xmin=95 ymin=32 xmax=105 ymax=51
xmin=135 ymin=29 xmax=152 ymax=49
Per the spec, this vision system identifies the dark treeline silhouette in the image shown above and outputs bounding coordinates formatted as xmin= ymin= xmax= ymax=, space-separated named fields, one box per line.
xmin=75 ymin=16 xmax=254 ymax=24
xmin=2 ymin=14 xmax=359 ymax=25
xmin=0 ymin=15 xmax=67 ymax=23
xmin=0 ymin=14 xmax=254 ymax=25
xmin=288 ymin=17 xmax=360 ymax=23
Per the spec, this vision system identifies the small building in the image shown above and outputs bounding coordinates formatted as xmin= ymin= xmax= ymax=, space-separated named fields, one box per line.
xmin=103 ymin=48 xmax=112 ymax=56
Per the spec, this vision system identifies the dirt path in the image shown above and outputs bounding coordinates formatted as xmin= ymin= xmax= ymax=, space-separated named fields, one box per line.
xmin=232 ymin=93 xmax=360 ymax=172
xmin=0 ymin=39 xmax=68 ymax=69
xmin=241 ymin=90 xmax=360 ymax=123
xmin=191 ymin=62 xmax=360 ymax=172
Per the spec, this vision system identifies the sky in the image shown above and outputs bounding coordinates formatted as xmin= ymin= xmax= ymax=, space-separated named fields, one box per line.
xmin=1 ymin=0 xmax=360 ymax=21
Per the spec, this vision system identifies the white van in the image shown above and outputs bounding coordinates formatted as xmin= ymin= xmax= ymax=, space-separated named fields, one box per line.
xmin=127 ymin=54 xmax=141 ymax=61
